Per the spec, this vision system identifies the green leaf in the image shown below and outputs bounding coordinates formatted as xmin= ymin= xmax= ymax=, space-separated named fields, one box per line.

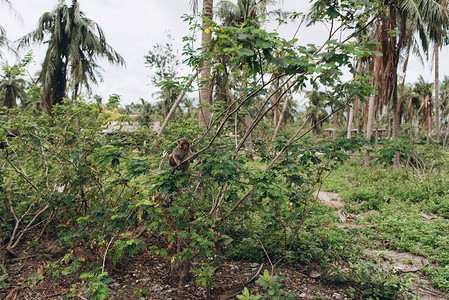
xmin=80 ymin=272 xmax=94 ymax=279
xmin=236 ymin=48 xmax=255 ymax=57
xmin=61 ymin=268 xmax=70 ymax=276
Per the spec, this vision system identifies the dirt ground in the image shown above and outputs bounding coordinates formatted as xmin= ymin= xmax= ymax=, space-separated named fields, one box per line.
xmin=0 ymin=192 xmax=447 ymax=299
xmin=1 ymin=249 xmax=352 ymax=299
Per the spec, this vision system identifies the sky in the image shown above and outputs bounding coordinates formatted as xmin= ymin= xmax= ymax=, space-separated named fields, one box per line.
xmin=0 ymin=0 xmax=447 ymax=107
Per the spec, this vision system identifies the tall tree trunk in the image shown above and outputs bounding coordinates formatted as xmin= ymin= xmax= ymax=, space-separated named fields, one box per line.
xmin=366 ymin=94 xmax=376 ymax=142
xmin=426 ymin=94 xmax=432 ymax=144
xmin=363 ymin=94 xmax=376 ymax=164
xmin=234 ymin=113 xmax=238 ymax=148
xmin=375 ymin=111 xmax=380 ymax=147
xmin=366 ymin=54 xmax=380 ymax=144
xmin=347 ymin=105 xmax=354 ymax=139
xmin=380 ymin=5 xmax=400 ymax=168
xmin=435 ymin=43 xmax=441 ymax=142
xmin=271 ymin=78 xmax=280 ymax=127
xmin=355 ymin=99 xmax=362 ymax=134
xmin=272 ymin=97 xmax=289 ymax=141
xmin=5 ymin=91 xmax=13 ymax=109
xmin=244 ymin=114 xmax=252 ymax=150
xmin=198 ymin=0 xmax=213 ymax=128
xmin=347 ymin=59 xmax=363 ymax=139
xmin=364 ymin=32 xmax=381 ymax=164
xmin=414 ymin=119 xmax=420 ymax=143
xmin=444 ymin=123 xmax=449 ymax=146
xmin=392 ymin=81 xmax=400 ymax=167
xmin=332 ymin=113 xmax=338 ymax=139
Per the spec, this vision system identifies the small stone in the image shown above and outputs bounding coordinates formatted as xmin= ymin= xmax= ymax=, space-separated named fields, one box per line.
xmin=109 ymin=282 xmax=121 ymax=290
xmin=250 ymin=263 xmax=259 ymax=268
xmin=309 ymin=271 xmax=321 ymax=279
xmin=138 ymin=277 xmax=151 ymax=284
xmin=298 ymin=292 xmax=307 ymax=298
xmin=150 ymin=284 xmax=164 ymax=292
xmin=333 ymin=292 xmax=343 ymax=299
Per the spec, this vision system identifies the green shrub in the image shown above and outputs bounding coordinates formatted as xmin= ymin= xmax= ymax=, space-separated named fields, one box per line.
xmin=346 ymin=260 xmax=413 ymax=299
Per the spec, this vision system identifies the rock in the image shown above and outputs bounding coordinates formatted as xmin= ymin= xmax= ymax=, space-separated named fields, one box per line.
xmin=150 ymin=284 xmax=164 ymax=292
xmin=333 ymin=292 xmax=343 ymax=299
xmin=250 ymin=263 xmax=259 ymax=268
xmin=137 ymin=277 xmax=151 ymax=284
xmin=298 ymin=292 xmax=307 ymax=298
xmin=309 ymin=271 xmax=321 ymax=279
xmin=109 ymin=282 xmax=121 ymax=290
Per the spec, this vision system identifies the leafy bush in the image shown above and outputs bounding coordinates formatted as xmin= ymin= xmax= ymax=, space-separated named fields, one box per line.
xmin=375 ymin=140 xmax=412 ymax=166
xmin=237 ymin=269 xmax=296 ymax=300
xmin=112 ymin=238 xmax=145 ymax=265
xmin=346 ymin=260 xmax=413 ymax=299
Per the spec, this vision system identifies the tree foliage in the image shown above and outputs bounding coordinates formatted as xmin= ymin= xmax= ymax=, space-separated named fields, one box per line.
xmin=18 ymin=0 xmax=124 ymax=114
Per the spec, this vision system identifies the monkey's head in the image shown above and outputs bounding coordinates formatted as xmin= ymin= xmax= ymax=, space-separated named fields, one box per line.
xmin=178 ymin=138 xmax=190 ymax=150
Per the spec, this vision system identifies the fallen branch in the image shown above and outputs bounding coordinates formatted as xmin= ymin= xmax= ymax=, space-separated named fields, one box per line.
xmin=213 ymin=263 xmax=264 ymax=300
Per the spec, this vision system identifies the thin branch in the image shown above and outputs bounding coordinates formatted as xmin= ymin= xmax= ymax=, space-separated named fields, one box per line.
xmin=10 ymin=203 xmax=50 ymax=250
xmin=102 ymin=236 xmax=115 ymax=274
xmin=259 ymin=239 xmax=274 ymax=275
xmin=213 ymin=108 xmax=342 ymax=228
xmin=157 ymin=70 xmax=199 ymax=137
xmin=3 ymin=152 xmax=39 ymax=192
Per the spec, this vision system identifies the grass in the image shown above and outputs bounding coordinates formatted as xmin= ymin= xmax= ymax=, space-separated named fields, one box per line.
xmin=320 ymin=152 xmax=449 ymax=292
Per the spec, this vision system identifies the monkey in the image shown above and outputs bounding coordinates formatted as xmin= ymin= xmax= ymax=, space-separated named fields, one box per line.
xmin=169 ymin=138 xmax=193 ymax=170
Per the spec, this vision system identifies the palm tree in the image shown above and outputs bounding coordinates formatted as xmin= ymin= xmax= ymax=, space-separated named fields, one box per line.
xmin=215 ymin=0 xmax=277 ymax=143
xmin=413 ymin=76 xmax=434 ymax=143
xmin=0 ymin=26 xmax=7 ymax=60
xmin=305 ymin=91 xmax=328 ymax=135
xmin=375 ymin=0 xmax=446 ymax=167
xmin=0 ymin=65 xmax=27 ymax=108
xmin=427 ymin=0 xmax=449 ymax=142
xmin=440 ymin=76 xmax=449 ymax=144
xmin=19 ymin=0 xmax=124 ymax=115
xmin=216 ymin=0 xmax=275 ymax=26
xmin=0 ymin=0 xmax=21 ymax=59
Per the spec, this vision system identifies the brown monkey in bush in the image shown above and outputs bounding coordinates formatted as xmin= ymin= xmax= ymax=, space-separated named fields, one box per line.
xmin=169 ymin=138 xmax=193 ymax=170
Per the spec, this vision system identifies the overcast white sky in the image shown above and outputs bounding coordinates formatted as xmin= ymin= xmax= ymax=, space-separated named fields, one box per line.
xmin=0 ymin=0 xmax=447 ymax=107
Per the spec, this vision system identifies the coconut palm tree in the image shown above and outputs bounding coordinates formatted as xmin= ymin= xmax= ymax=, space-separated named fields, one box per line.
xmin=0 ymin=0 xmax=21 ymax=59
xmin=426 ymin=0 xmax=449 ymax=142
xmin=0 ymin=65 xmax=27 ymax=108
xmin=409 ymin=76 xmax=433 ymax=143
xmin=18 ymin=0 xmax=124 ymax=115
xmin=305 ymin=91 xmax=329 ymax=135
xmin=0 ymin=26 xmax=7 ymax=60
xmin=440 ymin=76 xmax=449 ymax=144
xmin=375 ymin=0 xmax=446 ymax=167
xmin=216 ymin=0 xmax=275 ymax=26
